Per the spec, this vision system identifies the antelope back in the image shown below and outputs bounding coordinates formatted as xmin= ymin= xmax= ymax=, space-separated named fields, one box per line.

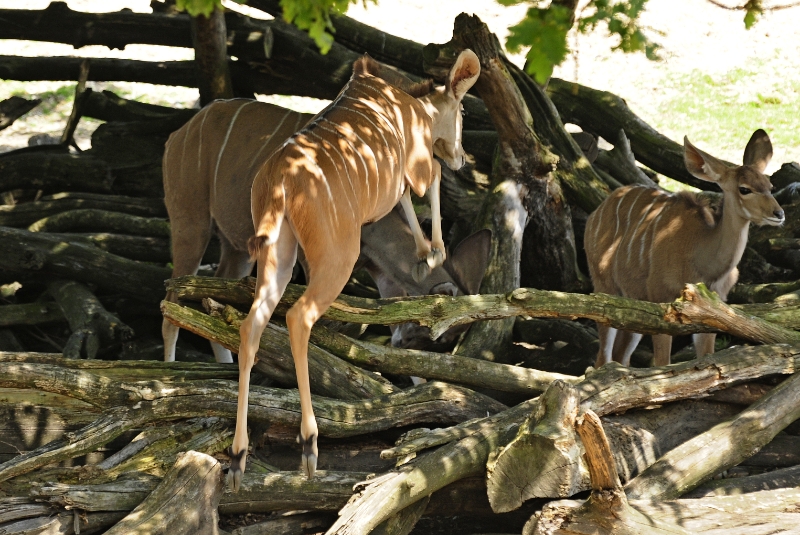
xmin=163 ymin=99 xmax=311 ymax=251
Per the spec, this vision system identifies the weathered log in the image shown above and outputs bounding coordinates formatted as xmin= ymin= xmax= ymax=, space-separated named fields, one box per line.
xmin=486 ymin=381 xmax=583 ymax=513
xmin=211 ymin=301 xmax=579 ymax=396
xmin=0 ymin=96 xmax=40 ymax=131
xmin=0 ymin=226 xmax=170 ymax=304
xmin=0 ymin=510 xmax=127 ymax=535
xmin=327 ymin=344 xmax=800 ymax=535
xmin=0 ymin=361 xmax=505 ymax=481
xmin=103 ymin=451 xmax=223 ymax=535
xmin=192 ymin=6 xmax=235 ymax=105
xmin=547 ymin=78 xmax=717 ymax=189
xmin=625 ymin=369 xmax=800 ymax=500
xmin=593 ymin=129 xmax=658 ymax=188
xmin=162 ymin=300 xmax=396 ymax=399
xmin=686 ymin=464 xmax=800 ymax=497
xmin=729 ymin=279 xmax=800 ymax=304
xmin=0 ymin=151 xmax=113 ymax=194
xmin=83 ymin=89 xmax=197 ymax=123
xmin=528 ymin=487 xmax=800 ymax=534
xmin=523 ymin=410 xmax=687 ymax=535
xmin=230 ymin=513 xmax=335 ymax=535
xmin=0 ymin=301 xmax=64 ymax=327
xmin=0 ymin=192 xmax=166 ymax=228
xmin=0 ymin=330 xmax=23 ymax=351
xmin=49 ymin=279 xmax=134 ymax=359
xmin=167 ymin=276 xmax=800 ymax=345
xmin=769 ymin=162 xmax=800 ymax=190
xmin=29 ymin=209 xmax=170 ymax=237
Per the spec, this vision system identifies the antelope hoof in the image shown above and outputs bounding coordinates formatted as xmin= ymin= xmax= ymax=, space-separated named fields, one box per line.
xmin=298 ymin=433 xmax=318 ymax=479
xmin=427 ymin=247 xmax=445 ymax=269
xmin=227 ymin=447 xmax=246 ymax=493
xmin=412 ymin=260 xmax=431 ymax=283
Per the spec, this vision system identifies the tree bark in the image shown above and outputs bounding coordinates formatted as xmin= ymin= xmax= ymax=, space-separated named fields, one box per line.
xmin=0 ymin=192 xmax=166 ymax=228
xmin=0 ymin=96 xmax=40 ymax=131
xmin=28 ymin=209 xmax=170 ymax=237
xmin=103 ymin=451 xmax=223 ymax=535
xmin=0 ymin=302 xmax=64 ymax=327
xmin=685 ymin=464 xmax=800 ymax=498
xmin=191 ymin=6 xmax=234 ymax=104
xmin=593 ymin=129 xmax=658 ymax=188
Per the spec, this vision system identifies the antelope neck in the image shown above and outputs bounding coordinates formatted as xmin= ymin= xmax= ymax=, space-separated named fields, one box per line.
xmin=694 ymin=195 xmax=749 ymax=286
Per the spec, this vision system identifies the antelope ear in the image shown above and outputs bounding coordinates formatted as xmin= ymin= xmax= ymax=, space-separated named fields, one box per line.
xmin=743 ymin=129 xmax=772 ymax=172
xmin=443 ymin=228 xmax=492 ymax=295
xmin=684 ymin=136 xmax=729 ymax=183
xmin=447 ymin=49 xmax=480 ymax=101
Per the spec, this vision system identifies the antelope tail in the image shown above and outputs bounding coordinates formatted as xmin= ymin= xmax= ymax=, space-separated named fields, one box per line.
xmin=248 ymin=178 xmax=287 ymax=262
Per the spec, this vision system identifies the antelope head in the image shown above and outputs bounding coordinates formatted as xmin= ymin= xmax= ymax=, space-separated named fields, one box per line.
xmin=420 ymin=49 xmax=481 ymax=170
xmin=684 ymin=129 xmax=784 ymax=227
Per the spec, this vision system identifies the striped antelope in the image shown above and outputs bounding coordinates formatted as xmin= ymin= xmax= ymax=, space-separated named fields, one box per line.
xmin=585 ymin=129 xmax=784 ymax=368
xmin=231 ymin=50 xmax=480 ymax=488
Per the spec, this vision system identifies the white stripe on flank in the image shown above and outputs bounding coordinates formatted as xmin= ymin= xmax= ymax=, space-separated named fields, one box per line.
xmin=313 ymin=123 xmax=361 ymax=200
xmin=628 ymin=195 xmax=659 ymax=267
xmin=306 ymin=130 xmax=355 ymax=216
xmin=196 ymin=106 xmax=211 ymax=173
xmin=619 ymin=187 xmax=647 ymax=266
xmin=339 ymin=96 xmax=397 ymax=179
xmin=288 ymin=139 xmax=339 ymax=226
xmin=214 ymin=101 xmax=255 ymax=190
xmin=344 ymin=92 xmax=403 ymax=153
xmin=321 ymin=117 xmax=375 ymax=204
xmin=647 ymin=200 xmax=669 ymax=273
xmin=352 ymin=80 xmax=406 ymax=131
xmin=248 ymin=109 xmax=293 ymax=172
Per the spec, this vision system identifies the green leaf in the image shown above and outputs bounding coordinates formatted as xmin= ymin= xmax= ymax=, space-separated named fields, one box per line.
xmin=505 ymin=5 xmax=572 ymax=84
xmin=280 ymin=0 xmax=376 ymax=54
xmin=175 ymin=0 xmax=221 ymax=18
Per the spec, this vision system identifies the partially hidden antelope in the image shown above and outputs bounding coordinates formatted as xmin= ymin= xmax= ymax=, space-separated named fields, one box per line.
xmin=229 ymin=51 xmax=480 ymax=488
xmin=585 ymin=129 xmax=784 ymax=368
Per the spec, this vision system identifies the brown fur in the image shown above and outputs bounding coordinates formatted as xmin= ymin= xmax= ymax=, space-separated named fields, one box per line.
xmin=353 ymin=53 xmax=434 ymax=98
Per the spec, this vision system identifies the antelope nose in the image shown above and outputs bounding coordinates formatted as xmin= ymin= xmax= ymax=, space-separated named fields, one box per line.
xmin=775 ymin=209 xmax=785 ymax=220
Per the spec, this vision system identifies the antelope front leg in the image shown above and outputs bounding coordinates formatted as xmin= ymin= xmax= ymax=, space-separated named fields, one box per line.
xmin=400 ymin=188 xmax=433 ymax=283
xmin=428 ymin=162 xmax=446 ymax=269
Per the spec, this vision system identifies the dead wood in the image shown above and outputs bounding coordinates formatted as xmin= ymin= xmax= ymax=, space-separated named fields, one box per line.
xmin=685 ymin=464 xmax=800 ymax=497
xmin=325 ymin=344 xmax=800 ymax=535
xmin=0 ymin=509 xmax=126 ymax=534
xmin=162 ymin=300 xmax=397 ymax=399
xmin=191 ymin=6 xmax=234 ymax=105
xmin=0 ymin=192 xmax=166 ymax=228
xmin=0 ymin=226 xmax=170 ymax=304
xmin=486 ymin=381 xmax=583 ymax=513
xmin=167 ymin=276 xmax=800 ymax=346
xmin=0 ymin=361 xmax=505 ymax=481
xmin=728 ymin=279 xmax=800 ymax=304
xmin=0 ymin=96 xmax=40 ymax=131
xmin=82 ymin=89 xmax=197 ymax=123
xmin=28 ymin=209 xmax=170 ymax=237
xmin=49 ymin=279 xmax=133 ymax=359
xmin=229 ymin=513 xmax=335 ymax=535
xmin=593 ymin=129 xmax=658 ymax=188
xmin=770 ymin=162 xmax=800 ymax=189
xmin=103 ymin=451 xmax=223 ymax=535
xmin=0 ymin=301 xmax=64 ymax=327
xmin=211 ymin=300 xmax=579 ymax=396
xmin=625 ymin=369 xmax=800 ymax=500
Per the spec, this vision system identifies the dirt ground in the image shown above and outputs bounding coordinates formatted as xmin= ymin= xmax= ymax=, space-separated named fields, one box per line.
xmin=0 ymin=0 xmax=798 ymax=170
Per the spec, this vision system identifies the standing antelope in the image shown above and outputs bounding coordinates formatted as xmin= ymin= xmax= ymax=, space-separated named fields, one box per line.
xmin=230 ymin=51 xmax=480 ymax=488
xmin=585 ymin=129 xmax=784 ymax=368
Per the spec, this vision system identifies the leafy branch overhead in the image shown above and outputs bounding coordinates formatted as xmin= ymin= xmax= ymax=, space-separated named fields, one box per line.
xmin=499 ymin=0 xmax=661 ymax=84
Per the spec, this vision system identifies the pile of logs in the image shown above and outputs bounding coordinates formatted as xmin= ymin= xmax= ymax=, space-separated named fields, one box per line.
xmin=0 ymin=1 xmax=800 ymax=534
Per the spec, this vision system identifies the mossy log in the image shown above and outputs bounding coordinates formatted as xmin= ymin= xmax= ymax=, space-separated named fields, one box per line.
xmin=210 ymin=300 xmax=579 ymax=396
xmin=103 ymin=451 xmax=223 ymax=535
xmin=625 ymin=368 xmax=800 ymax=500
xmin=486 ymin=381 xmax=583 ymax=513
xmin=593 ymin=129 xmax=658 ymax=188
xmin=28 ymin=209 xmax=170 ymax=237
xmin=325 ymin=344 xmax=800 ymax=535
xmin=0 ymin=192 xmax=166 ymax=228
xmin=0 ymin=361 xmax=504 ymax=481
xmin=0 ymin=301 xmax=64 ymax=327
xmin=522 ymin=410 xmax=688 ymax=535
xmin=728 ymin=279 xmax=800 ymax=304
xmin=685 ymin=464 xmax=800 ymax=497
xmin=162 ymin=300 xmax=396 ymax=400
xmin=0 ymin=226 xmax=170 ymax=304
xmin=769 ymin=162 xmax=800 ymax=189
xmin=167 ymin=276 xmax=800 ymax=345
xmin=49 ymin=279 xmax=134 ymax=359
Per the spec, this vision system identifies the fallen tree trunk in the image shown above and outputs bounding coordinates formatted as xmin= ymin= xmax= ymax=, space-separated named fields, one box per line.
xmin=167 ymin=276 xmax=800 ymax=345
xmin=0 ymin=96 xmax=40 ymax=131
xmin=28 ymin=209 xmax=170 ymax=237
xmin=49 ymin=279 xmax=134 ymax=359
xmin=685 ymin=464 xmax=800 ymax=497
xmin=0 ymin=302 xmax=64 ymax=327
xmin=625 ymin=369 xmax=800 ymax=500
xmin=0 ymin=192 xmax=166 ymax=228
xmin=0 ymin=226 xmax=170 ymax=304
xmin=103 ymin=451 xmax=223 ymax=535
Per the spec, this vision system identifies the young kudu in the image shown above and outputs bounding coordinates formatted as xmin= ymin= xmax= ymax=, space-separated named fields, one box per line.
xmin=585 ymin=129 xmax=784 ymax=368
xmin=231 ymin=51 xmax=480 ymax=488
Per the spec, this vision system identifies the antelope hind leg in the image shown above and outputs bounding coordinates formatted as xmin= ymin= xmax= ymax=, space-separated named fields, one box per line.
xmin=595 ymin=324 xmax=618 ymax=368
xmin=285 ymin=239 xmax=361 ymax=479
xmin=228 ymin=226 xmax=297 ymax=492
xmin=693 ymin=333 xmax=716 ymax=359
xmin=427 ymin=167 xmax=446 ymax=269
xmin=211 ymin=235 xmax=254 ymax=364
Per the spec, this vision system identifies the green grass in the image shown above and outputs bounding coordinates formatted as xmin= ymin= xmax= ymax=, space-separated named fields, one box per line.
xmin=654 ymin=64 xmax=800 ymax=166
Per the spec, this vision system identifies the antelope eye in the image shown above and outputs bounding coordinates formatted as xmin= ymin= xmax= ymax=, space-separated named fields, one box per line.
xmin=739 ymin=186 xmax=752 ymax=195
